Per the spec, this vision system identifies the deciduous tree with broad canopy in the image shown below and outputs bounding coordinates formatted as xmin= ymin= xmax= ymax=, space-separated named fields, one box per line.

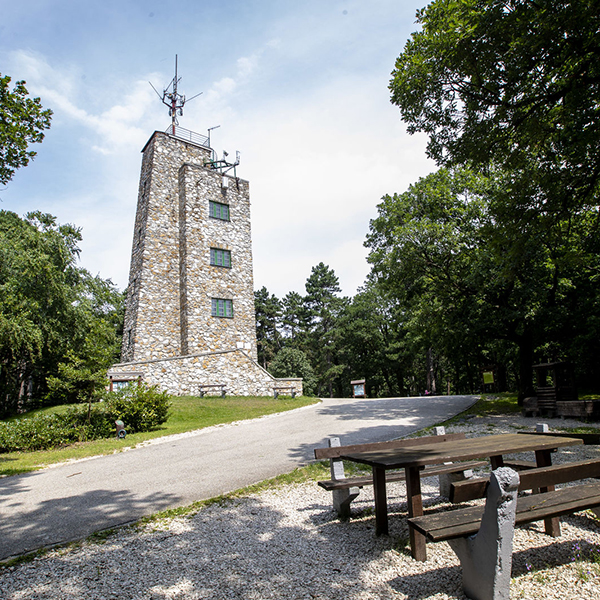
xmin=0 ymin=74 xmax=52 ymax=185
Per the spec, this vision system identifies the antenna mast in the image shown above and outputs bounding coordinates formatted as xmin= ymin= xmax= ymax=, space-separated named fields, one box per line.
xmin=150 ymin=55 xmax=202 ymax=135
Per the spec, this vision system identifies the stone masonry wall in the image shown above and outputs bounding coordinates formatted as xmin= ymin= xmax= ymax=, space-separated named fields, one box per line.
xmin=122 ymin=132 xmax=213 ymax=362
xmin=179 ymin=163 xmax=257 ymax=360
xmin=111 ymin=350 xmax=303 ymax=397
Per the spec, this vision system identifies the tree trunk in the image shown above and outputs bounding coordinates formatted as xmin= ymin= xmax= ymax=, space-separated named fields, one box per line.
xmin=426 ymin=347 xmax=437 ymax=394
xmin=517 ymin=330 xmax=535 ymax=404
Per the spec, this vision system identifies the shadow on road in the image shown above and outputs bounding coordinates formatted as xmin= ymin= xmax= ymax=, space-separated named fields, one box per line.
xmin=0 ymin=472 xmax=180 ymax=560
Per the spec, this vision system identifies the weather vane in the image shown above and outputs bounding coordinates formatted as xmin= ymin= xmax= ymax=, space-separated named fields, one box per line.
xmin=150 ymin=55 xmax=202 ymax=135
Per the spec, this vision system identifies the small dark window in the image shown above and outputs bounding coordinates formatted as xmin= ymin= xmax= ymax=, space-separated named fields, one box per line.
xmin=210 ymin=248 xmax=231 ymax=268
xmin=211 ymin=298 xmax=233 ymax=318
xmin=209 ymin=201 xmax=230 ymax=221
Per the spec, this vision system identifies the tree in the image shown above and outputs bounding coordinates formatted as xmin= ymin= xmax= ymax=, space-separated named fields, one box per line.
xmin=0 ymin=210 xmax=123 ymax=416
xmin=1 ymin=75 xmax=52 ymax=185
xmin=390 ymin=0 xmax=600 ymax=212
xmin=281 ymin=291 xmax=306 ymax=343
xmin=254 ymin=286 xmax=282 ymax=369
xmin=303 ymin=263 xmax=348 ymax=397
xmin=269 ymin=347 xmax=317 ymax=396
xmin=366 ymin=166 xmax=600 ymax=399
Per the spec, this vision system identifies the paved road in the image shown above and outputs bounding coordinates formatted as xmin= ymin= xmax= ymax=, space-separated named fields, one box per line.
xmin=0 ymin=395 xmax=476 ymax=560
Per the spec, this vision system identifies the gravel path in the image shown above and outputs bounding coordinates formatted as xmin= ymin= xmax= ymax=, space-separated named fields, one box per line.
xmin=1 ymin=412 xmax=599 ymax=599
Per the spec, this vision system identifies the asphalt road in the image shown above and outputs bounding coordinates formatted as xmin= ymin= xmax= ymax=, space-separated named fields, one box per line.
xmin=0 ymin=395 xmax=476 ymax=560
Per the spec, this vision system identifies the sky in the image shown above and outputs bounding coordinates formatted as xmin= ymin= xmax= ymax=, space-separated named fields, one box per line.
xmin=0 ymin=0 xmax=435 ymax=299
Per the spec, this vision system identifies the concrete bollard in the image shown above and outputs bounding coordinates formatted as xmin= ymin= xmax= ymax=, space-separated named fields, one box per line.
xmin=448 ymin=467 xmax=520 ymax=600
xmin=328 ymin=437 xmax=360 ymax=518
xmin=436 ymin=426 xmax=474 ymax=498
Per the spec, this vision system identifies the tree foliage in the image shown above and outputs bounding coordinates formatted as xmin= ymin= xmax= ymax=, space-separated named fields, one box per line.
xmin=0 ymin=75 xmax=52 ymax=185
xmin=0 ymin=210 xmax=123 ymax=416
xmin=366 ymin=166 xmax=600 ymax=398
xmin=383 ymin=0 xmax=600 ymax=398
xmin=390 ymin=0 xmax=600 ymax=230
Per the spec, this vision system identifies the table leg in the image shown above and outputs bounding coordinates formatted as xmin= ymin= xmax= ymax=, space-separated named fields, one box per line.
xmin=490 ymin=454 xmax=504 ymax=470
xmin=373 ymin=466 xmax=388 ymax=536
xmin=406 ymin=466 xmax=427 ymax=561
xmin=535 ymin=448 xmax=560 ymax=537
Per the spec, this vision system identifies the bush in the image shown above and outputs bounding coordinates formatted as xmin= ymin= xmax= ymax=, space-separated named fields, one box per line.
xmin=0 ymin=383 xmax=171 ymax=453
xmin=102 ymin=383 xmax=171 ymax=433
xmin=0 ymin=413 xmax=78 ymax=452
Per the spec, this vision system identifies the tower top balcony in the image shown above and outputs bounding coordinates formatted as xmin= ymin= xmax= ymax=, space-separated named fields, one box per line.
xmin=166 ymin=124 xmax=210 ymax=149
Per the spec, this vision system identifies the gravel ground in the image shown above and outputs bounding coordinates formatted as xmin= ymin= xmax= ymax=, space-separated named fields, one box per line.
xmin=1 ymin=412 xmax=599 ymax=599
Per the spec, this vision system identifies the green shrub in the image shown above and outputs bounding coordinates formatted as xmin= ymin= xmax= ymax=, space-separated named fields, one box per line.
xmin=64 ymin=404 xmax=114 ymax=440
xmin=0 ymin=384 xmax=171 ymax=453
xmin=102 ymin=383 xmax=171 ymax=433
xmin=0 ymin=413 xmax=78 ymax=452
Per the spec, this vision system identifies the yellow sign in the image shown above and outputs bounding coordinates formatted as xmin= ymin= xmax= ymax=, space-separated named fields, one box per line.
xmin=483 ymin=371 xmax=494 ymax=384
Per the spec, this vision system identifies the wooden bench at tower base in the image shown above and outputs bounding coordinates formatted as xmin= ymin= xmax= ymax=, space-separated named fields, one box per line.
xmin=314 ymin=431 xmax=486 ymax=518
xmin=198 ymin=384 xmax=227 ymax=398
xmin=273 ymin=386 xmax=296 ymax=398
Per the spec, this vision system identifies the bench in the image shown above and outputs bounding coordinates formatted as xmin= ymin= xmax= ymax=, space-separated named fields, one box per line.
xmin=450 ymin=457 xmax=600 ymax=503
xmin=198 ymin=384 xmax=227 ymax=398
xmin=314 ymin=428 xmax=487 ymax=518
xmin=409 ymin=460 xmax=600 ymax=600
xmin=273 ymin=386 xmax=296 ymax=399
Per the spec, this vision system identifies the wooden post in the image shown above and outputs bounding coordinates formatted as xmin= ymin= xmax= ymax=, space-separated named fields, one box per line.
xmin=535 ymin=448 xmax=561 ymax=536
xmin=406 ymin=466 xmax=427 ymax=561
xmin=373 ymin=466 xmax=388 ymax=536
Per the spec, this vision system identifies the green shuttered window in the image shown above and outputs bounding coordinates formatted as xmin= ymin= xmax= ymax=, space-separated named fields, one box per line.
xmin=210 ymin=248 xmax=231 ymax=268
xmin=209 ymin=201 xmax=230 ymax=221
xmin=211 ymin=298 xmax=233 ymax=318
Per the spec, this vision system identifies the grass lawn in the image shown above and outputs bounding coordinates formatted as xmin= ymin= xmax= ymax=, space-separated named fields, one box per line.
xmin=0 ymin=395 xmax=318 ymax=477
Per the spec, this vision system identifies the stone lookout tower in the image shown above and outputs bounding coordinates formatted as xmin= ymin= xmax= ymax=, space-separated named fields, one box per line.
xmin=120 ymin=128 xmax=257 ymax=364
xmin=110 ymin=61 xmax=301 ymax=397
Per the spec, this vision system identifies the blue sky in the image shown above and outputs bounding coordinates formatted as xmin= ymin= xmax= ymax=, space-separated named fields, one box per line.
xmin=1 ymin=0 xmax=434 ymax=298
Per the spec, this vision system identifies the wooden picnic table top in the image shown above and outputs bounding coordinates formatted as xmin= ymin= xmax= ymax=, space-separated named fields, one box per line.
xmin=340 ymin=433 xmax=583 ymax=470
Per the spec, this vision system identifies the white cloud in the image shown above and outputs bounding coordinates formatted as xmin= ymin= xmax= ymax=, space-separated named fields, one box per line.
xmin=8 ymin=50 xmax=162 ymax=154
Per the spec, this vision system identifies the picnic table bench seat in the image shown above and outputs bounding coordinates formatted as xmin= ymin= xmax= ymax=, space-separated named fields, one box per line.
xmin=408 ymin=457 xmax=600 ymax=600
xmin=410 ymin=479 xmax=600 ymax=543
xmin=318 ymin=461 xmax=488 ymax=491
xmin=450 ymin=457 xmax=600 ymax=503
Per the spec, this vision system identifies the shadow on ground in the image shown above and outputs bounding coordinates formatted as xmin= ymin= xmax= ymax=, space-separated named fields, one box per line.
xmin=0 ymin=472 xmax=179 ymax=560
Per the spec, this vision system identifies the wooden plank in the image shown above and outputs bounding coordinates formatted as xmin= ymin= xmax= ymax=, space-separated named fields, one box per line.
xmin=341 ymin=434 xmax=583 ymax=469
xmin=314 ymin=432 xmax=465 ymax=460
xmin=515 ymin=482 xmax=600 ymax=525
xmin=450 ymin=458 xmax=600 ymax=503
xmin=411 ymin=481 xmax=600 ymax=542
xmin=519 ymin=431 xmax=600 ymax=445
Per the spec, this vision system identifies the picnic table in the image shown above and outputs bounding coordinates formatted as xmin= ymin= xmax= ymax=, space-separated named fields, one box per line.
xmin=341 ymin=432 xmax=583 ymax=561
